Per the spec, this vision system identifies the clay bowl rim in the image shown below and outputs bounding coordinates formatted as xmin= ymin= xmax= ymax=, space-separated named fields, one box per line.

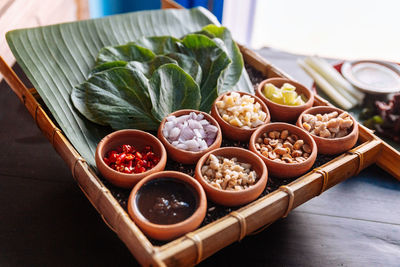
xmin=211 ymin=91 xmax=271 ymax=135
xmin=195 ymin=147 xmax=268 ymax=198
xmin=127 ymin=171 xmax=207 ymax=232
xmin=95 ymin=129 xmax=167 ymax=182
xmin=256 ymin=78 xmax=314 ymax=111
xmin=157 ymin=109 xmax=222 ymax=158
xmin=296 ymin=106 xmax=359 ymax=142
xmin=249 ymin=122 xmax=318 ymax=169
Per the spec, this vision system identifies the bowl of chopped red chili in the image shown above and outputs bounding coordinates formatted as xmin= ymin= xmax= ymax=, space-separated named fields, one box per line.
xmin=95 ymin=129 xmax=167 ymax=188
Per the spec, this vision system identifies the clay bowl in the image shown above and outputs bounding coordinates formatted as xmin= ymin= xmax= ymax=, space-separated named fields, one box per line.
xmin=256 ymin=78 xmax=314 ymax=122
xmin=249 ymin=123 xmax=317 ymax=178
xmin=127 ymin=171 xmax=207 ymax=241
xmin=195 ymin=147 xmax=268 ymax=206
xmin=95 ymin=129 xmax=167 ymax=188
xmin=296 ymin=106 xmax=359 ymax=155
xmin=157 ymin=109 xmax=222 ymax=164
xmin=210 ymin=91 xmax=270 ymax=141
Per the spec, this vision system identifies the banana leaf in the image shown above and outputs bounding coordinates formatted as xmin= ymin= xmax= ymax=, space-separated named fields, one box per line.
xmin=6 ymin=7 xmax=253 ymax=168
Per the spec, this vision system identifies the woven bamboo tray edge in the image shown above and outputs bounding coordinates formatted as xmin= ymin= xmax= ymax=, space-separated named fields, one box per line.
xmin=0 ymin=50 xmax=392 ymax=266
xmin=1 ymin=8 xmax=399 ymax=264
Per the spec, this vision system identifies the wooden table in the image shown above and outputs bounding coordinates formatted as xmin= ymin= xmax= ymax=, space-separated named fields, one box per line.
xmin=1 ymin=48 xmax=399 ymax=266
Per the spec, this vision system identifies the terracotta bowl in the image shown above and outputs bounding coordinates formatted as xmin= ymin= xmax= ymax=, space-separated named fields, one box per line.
xmin=210 ymin=91 xmax=271 ymax=142
xmin=95 ymin=129 xmax=167 ymax=188
xmin=296 ymin=106 xmax=359 ymax=155
xmin=195 ymin=147 xmax=268 ymax=206
xmin=127 ymin=171 xmax=207 ymax=241
xmin=256 ymin=78 xmax=314 ymax=122
xmin=157 ymin=109 xmax=222 ymax=164
xmin=249 ymin=123 xmax=317 ymax=178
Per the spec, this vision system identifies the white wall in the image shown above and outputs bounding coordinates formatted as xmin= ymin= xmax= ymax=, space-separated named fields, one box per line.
xmin=232 ymin=0 xmax=400 ymax=61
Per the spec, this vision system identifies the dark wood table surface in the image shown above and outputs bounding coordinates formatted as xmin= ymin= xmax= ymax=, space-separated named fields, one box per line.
xmin=1 ymin=48 xmax=399 ymax=267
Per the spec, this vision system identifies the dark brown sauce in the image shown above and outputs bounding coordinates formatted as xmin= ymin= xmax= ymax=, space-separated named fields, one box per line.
xmin=136 ymin=178 xmax=198 ymax=225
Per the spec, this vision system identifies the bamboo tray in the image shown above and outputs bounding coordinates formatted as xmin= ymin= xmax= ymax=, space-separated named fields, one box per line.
xmin=1 ymin=4 xmax=400 ymax=267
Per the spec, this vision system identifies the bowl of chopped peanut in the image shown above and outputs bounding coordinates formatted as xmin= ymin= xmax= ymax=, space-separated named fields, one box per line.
xmin=249 ymin=122 xmax=317 ymax=178
xmin=195 ymin=147 xmax=268 ymax=206
xmin=211 ymin=91 xmax=270 ymax=141
xmin=296 ymin=106 xmax=359 ymax=155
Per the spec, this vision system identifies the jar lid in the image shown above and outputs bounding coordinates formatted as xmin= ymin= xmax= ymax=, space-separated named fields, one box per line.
xmin=341 ymin=60 xmax=400 ymax=94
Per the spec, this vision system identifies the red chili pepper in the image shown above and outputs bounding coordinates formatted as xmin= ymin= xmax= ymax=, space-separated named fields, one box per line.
xmin=116 ymin=153 xmax=126 ymax=165
xmin=104 ymin=144 xmax=160 ymax=174
xmin=108 ymin=150 xmax=118 ymax=163
xmin=122 ymin=144 xmax=132 ymax=153
xmin=125 ymin=153 xmax=135 ymax=161
xmin=103 ymin=157 xmax=110 ymax=165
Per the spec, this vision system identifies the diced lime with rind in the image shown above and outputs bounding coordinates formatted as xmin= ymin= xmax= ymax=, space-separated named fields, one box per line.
xmin=281 ymin=83 xmax=296 ymax=91
xmin=282 ymin=90 xmax=297 ymax=105
xmin=271 ymin=92 xmax=284 ymax=104
xmin=294 ymin=95 xmax=305 ymax=106
xmin=263 ymin=83 xmax=278 ymax=99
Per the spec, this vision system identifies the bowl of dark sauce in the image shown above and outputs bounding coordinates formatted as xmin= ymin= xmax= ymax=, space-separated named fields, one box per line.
xmin=128 ymin=171 xmax=207 ymax=241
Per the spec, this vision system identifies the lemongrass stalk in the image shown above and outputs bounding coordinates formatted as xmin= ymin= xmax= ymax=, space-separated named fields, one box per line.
xmin=298 ymin=59 xmax=354 ymax=110
xmin=303 ymin=58 xmax=358 ymax=106
xmin=304 ymin=56 xmax=364 ymax=103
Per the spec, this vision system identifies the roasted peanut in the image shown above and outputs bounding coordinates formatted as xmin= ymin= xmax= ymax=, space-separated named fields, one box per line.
xmin=268 ymin=151 xmax=277 ymax=160
xmin=280 ymin=130 xmax=289 ymax=139
xmin=293 ymin=139 xmax=304 ymax=150
xmin=255 ymin=129 xmax=311 ymax=164
xmin=302 ymin=111 xmax=353 ymax=138
xmin=269 ymin=139 xmax=279 ymax=147
xmin=274 ymin=147 xmax=287 ymax=155
xmin=202 ymin=154 xmax=258 ymax=191
xmin=283 ymin=141 xmax=293 ymax=150
xmin=286 ymin=136 xmax=295 ymax=144
xmin=302 ymin=144 xmax=311 ymax=153
xmin=282 ymin=156 xmax=293 ymax=163
xmin=263 ymin=137 xmax=270 ymax=145
xmin=292 ymin=150 xmax=303 ymax=158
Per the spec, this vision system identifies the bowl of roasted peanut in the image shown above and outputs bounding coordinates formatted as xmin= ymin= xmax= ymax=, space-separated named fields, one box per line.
xmin=249 ymin=122 xmax=317 ymax=178
xmin=296 ymin=106 xmax=359 ymax=155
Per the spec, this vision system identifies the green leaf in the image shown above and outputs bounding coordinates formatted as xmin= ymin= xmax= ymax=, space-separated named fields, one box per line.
xmin=197 ymin=25 xmax=245 ymax=94
xmin=96 ymin=43 xmax=156 ymax=66
xmin=148 ymin=64 xmax=201 ymax=121
xmin=5 ymin=7 xmax=241 ymax=168
xmin=165 ymin=53 xmax=202 ymax=85
xmin=127 ymin=53 xmax=202 ymax=85
xmin=135 ymin=36 xmax=182 ymax=54
xmin=71 ymin=67 xmax=159 ymax=130
xmin=181 ymin=34 xmax=231 ymax=111
xmin=127 ymin=55 xmax=178 ymax=78
xmin=89 ymin=61 xmax=127 ymax=76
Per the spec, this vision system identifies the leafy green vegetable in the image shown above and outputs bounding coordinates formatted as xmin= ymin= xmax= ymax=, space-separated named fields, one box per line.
xmin=96 ymin=43 xmax=155 ymax=66
xmin=127 ymin=55 xmax=178 ymax=78
xmin=135 ymin=36 xmax=182 ymax=54
xmin=71 ymin=67 xmax=159 ymax=130
xmin=164 ymin=53 xmax=202 ymax=85
xmin=197 ymin=25 xmax=245 ymax=94
xmin=71 ymin=64 xmax=201 ymax=129
xmin=89 ymin=61 xmax=128 ymax=77
xmin=181 ymin=34 xmax=231 ymax=111
xmin=148 ymin=64 xmax=201 ymax=121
